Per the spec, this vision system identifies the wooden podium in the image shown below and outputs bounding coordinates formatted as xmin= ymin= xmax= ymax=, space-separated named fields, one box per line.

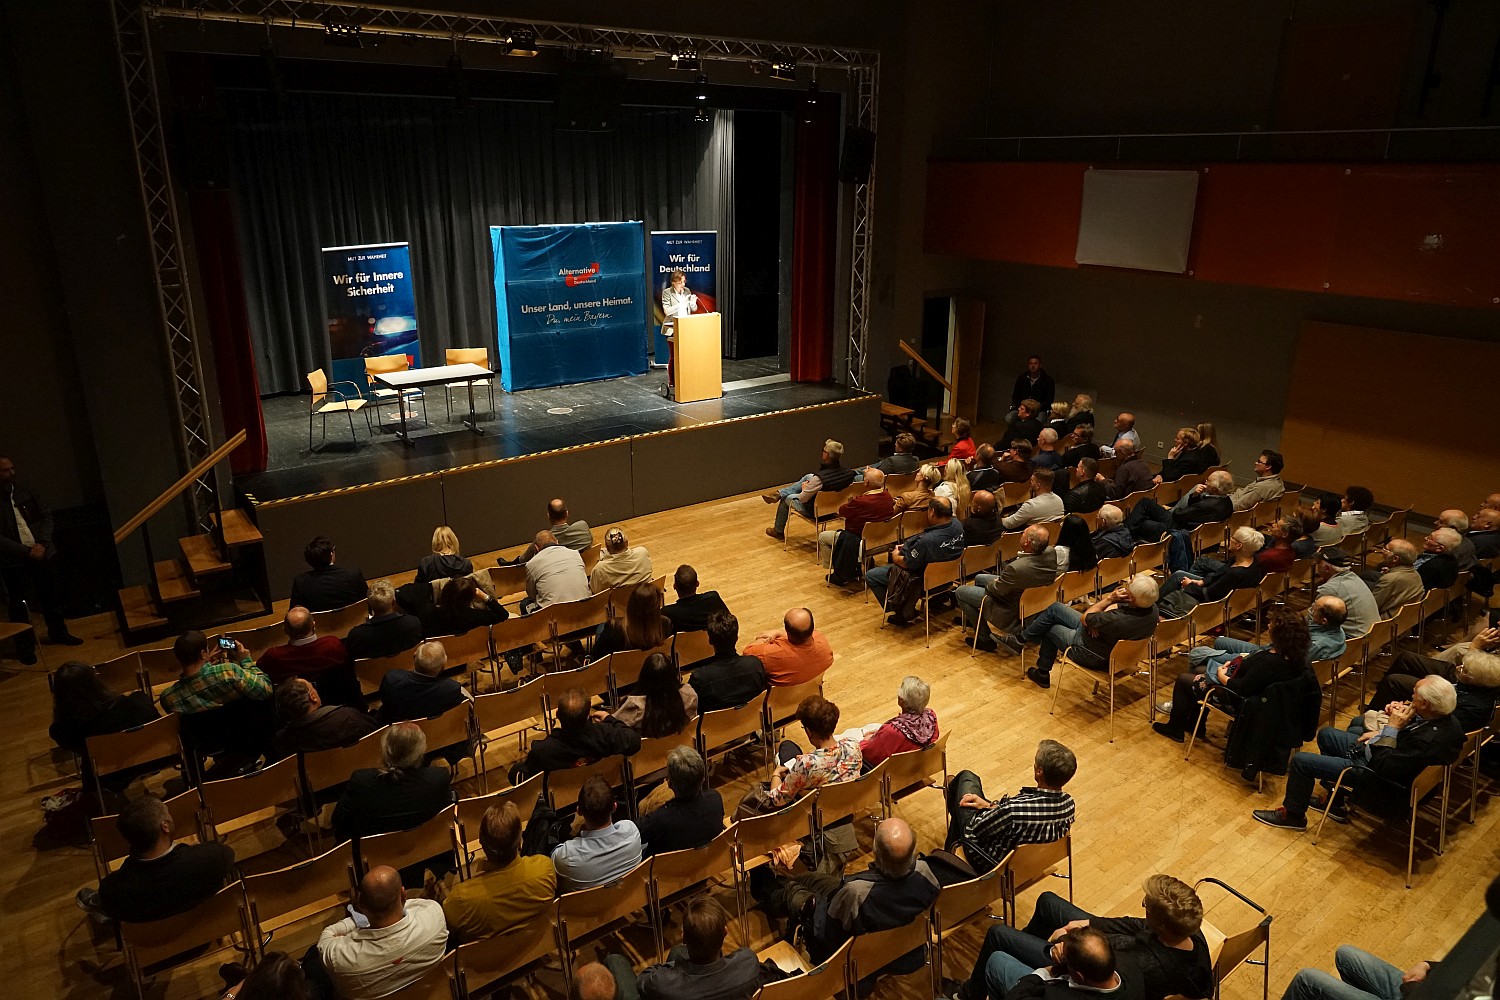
xmin=671 ymin=312 xmax=723 ymax=403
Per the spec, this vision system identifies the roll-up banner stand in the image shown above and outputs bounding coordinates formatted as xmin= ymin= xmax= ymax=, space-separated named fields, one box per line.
xmin=649 ymin=230 xmax=717 ymax=362
xmin=321 ymin=241 xmax=421 ymax=398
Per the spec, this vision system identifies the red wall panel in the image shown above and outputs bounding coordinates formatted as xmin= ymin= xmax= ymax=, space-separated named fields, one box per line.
xmin=924 ymin=161 xmax=1085 ymax=268
xmin=1191 ymin=164 xmax=1343 ymax=292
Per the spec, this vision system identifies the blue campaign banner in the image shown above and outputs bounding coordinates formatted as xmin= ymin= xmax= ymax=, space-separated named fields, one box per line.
xmin=491 ymin=222 xmax=649 ymax=392
xmin=321 ymin=242 xmax=421 ymax=398
xmin=649 ymin=230 xmax=717 ymax=361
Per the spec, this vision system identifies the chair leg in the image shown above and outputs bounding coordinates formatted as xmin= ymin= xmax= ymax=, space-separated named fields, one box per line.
xmin=308 ymin=409 xmax=317 ymax=452
xmin=924 ymin=592 xmax=931 ymax=648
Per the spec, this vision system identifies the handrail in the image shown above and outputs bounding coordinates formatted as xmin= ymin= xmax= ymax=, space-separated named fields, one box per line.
xmin=897 ymin=341 xmax=953 ymax=392
xmin=114 ymin=429 xmax=247 ymax=545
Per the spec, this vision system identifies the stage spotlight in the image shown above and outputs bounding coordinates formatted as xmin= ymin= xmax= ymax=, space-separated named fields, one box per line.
xmin=670 ymin=47 xmax=699 ymax=71
xmin=695 ymin=72 xmax=708 ymax=103
xmin=770 ymin=58 xmax=797 ymax=82
xmin=504 ymin=27 xmax=538 ymax=57
xmin=322 ymin=22 xmax=363 ymax=48
xmin=803 ymin=79 xmax=819 ymax=123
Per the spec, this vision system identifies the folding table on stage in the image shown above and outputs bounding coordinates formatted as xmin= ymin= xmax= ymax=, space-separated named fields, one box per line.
xmin=371 ymin=362 xmax=495 ymax=444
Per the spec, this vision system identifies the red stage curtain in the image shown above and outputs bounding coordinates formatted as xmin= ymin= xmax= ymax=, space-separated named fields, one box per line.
xmin=790 ymin=100 xmax=840 ymax=383
xmin=189 ymin=188 xmax=268 ymax=475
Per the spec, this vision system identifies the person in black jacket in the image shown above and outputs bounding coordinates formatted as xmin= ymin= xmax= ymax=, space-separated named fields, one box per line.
xmin=993 ymin=927 xmax=1146 ymax=1000
xmin=1091 ymin=505 xmax=1135 ymax=559
xmin=1004 ymin=399 xmax=1045 ymax=448
xmin=421 ymin=575 xmax=508 ymax=639
xmin=1154 ymin=610 xmax=1310 ymax=743
xmin=78 ymin=793 xmax=236 ymax=923
xmin=661 ymin=564 xmax=730 ymax=634
xmin=415 ymin=526 xmax=473 ymax=585
xmin=764 ymin=439 xmax=856 ymax=541
xmin=272 ymin=677 xmax=380 ymax=758
xmin=1010 ymin=356 xmax=1056 ymax=416
xmin=378 ymin=642 xmax=469 ymax=723
xmin=688 ymin=611 xmax=769 ymax=713
xmin=638 ymin=745 xmax=724 ymax=857
xmin=49 ymin=660 xmax=160 ymax=796
xmin=289 ymin=535 xmax=367 ymax=612
xmin=1062 ymin=459 xmax=1107 ymax=514
xmin=1154 ymin=527 xmax=1266 ymax=618
xmin=511 ymin=687 xmax=641 ymax=782
xmin=1414 ymin=528 xmax=1462 ymax=591
xmin=1253 ymin=675 xmax=1465 ymax=830
xmin=1154 ymin=427 xmax=1212 ymax=484
xmin=1366 ymin=643 xmax=1500 ymax=734
xmin=962 ymin=491 xmax=1004 ymax=546
xmin=1059 ymin=425 xmax=1103 ymax=467
xmin=1126 ymin=471 xmax=1235 ymax=569
xmin=331 ymin=722 xmax=452 ymax=842
xmin=344 ymin=579 xmax=422 ymax=663
xmin=0 ymin=456 xmax=81 ymax=657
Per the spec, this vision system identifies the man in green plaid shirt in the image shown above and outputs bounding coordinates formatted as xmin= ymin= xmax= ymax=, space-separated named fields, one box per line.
xmin=160 ymin=631 xmax=272 ymax=715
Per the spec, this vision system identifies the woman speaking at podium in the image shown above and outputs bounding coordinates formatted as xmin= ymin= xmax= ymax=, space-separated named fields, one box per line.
xmin=660 ymin=269 xmax=698 ymax=397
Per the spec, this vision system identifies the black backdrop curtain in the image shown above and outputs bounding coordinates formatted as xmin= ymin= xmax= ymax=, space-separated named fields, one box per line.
xmin=221 ymin=91 xmax=737 ymax=395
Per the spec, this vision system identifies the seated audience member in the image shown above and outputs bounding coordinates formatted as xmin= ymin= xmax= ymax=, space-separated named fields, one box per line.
xmin=825 ymin=469 xmax=896 ymax=587
xmin=968 ymin=444 xmax=1004 ymax=492
xmin=662 ymin=564 xmax=730 ymax=633
xmin=441 ymin=800 xmax=555 ymax=944
xmin=947 ymin=418 xmax=977 ymax=464
xmin=1195 ymin=422 xmax=1220 ymax=469
xmin=1013 ymin=573 xmax=1160 ymax=689
xmin=1314 ymin=550 xmax=1380 ymax=638
xmin=519 ymin=498 xmax=594 ymax=559
xmin=415 ymin=525 xmax=471 ymax=584
xmin=688 ymin=611 xmax=769 ymax=712
xmin=344 ymin=579 xmax=422 ymax=662
xmin=1281 ymin=946 xmax=1438 ymax=1000
xmin=1436 ymin=510 xmax=1479 ymax=571
xmin=956 ymin=874 xmax=1211 ymax=1000
xmin=77 ymin=793 xmax=236 ymax=923
xmin=1102 ymin=412 xmax=1140 ymax=457
xmin=1065 ymin=394 xmax=1095 ymax=433
xmin=608 ymin=652 xmax=697 ymax=737
xmin=423 ymin=574 xmax=508 ymax=639
xmin=219 ymin=951 xmax=305 ymax=1000
xmin=870 ymin=431 xmax=920 ymax=477
xmin=637 ymin=746 xmax=725 ymax=857
xmin=938 ymin=458 xmax=973 ymax=518
xmin=760 ymin=695 xmax=861 ymax=811
xmin=1091 ymin=504 xmax=1135 ymax=559
xmin=764 ymin=438 xmax=855 ymax=540
xmin=1060 ymin=425 xmax=1103 ymax=466
xmin=893 ymin=462 xmax=943 ymax=513
xmin=378 ymin=641 xmax=470 ymax=724
xmin=744 ymin=607 xmax=833 ymax=686
xmin=314 ymin=865 xmax=448 ymax=1000
xmin=1006 ymin=398 xmax=1045 ymax=446
xmin=853 ymin=675 xmax=940 ymax=768
xmin=1047 ymin=401 xmax=1072 ymax=436
xmin=958 ymin=525 xmax=1060 ymax=651
xmin=331 ymin=723 xmax=452 ymax=842
xmin=634 ymin=897 xmax=783 ymax=1000
xmin=867 ymin=497 xmax=965 ymax=626
xmin=945 ymin=739 xmax=1078 ymax=873
xmin=1100 ymin=439 xmax=1154 ymax=499
xmin=1366 ymin=539 xmax=1425 ymax=617
xmin=273 ymin=677 xmax=379 ymax=758
xmin=589 ymin=527 xmax=653 ymax=593
xmin=1153 ymin=610 xmax=1311 ymax=743
xmin=591 ymin=581 xmax=671 ymax=661
xmin=1186 ymin=596 xmax=1348 ymax=681
xmin=1252 ymin=676 xmax=1463 ymax=830
xmin=1256 ymin=516 xmax=1301 ymax=574
xmin=1062 ymin=458 xmax=1106 ymax=514
xmin=1127 ymin=470 xmax=1236 ymax=570
xmin=48 ymin=661 xmax=158 ymax=760
xmin=1154 ymin=427 xmax=1209 ymax=484
xmin=986 ymin=927 xmax=1145 ymax=1000
xmin=575 ymin=962 xmax=621 ymax=1000
xmin=515 ymin=687 xmax=642 ymax=781
xmin=1054 ymin=513 xmax=1099 ymax=574
xmin=525 ymin=531 xmax=592 ymax=609
xmin=160 ymin=630 xmax=272 ymax=716
xmin=1338 ymin=487 xmax=1374 ymax=536
xmin=258 ymin=607 xmax=357 ymax=704
xmin=1292 ymin=503 xmax=1336 ymax=558
xmin=1413 ymin=527 xmax=1462 ymax=590
xmin=290 ymin=535 xmax=367 ymax=613
xmin=1469 ymin=507 xmax=1500 ymax=559
xmin=1228 ymin=450 xmax=1286 ymax=511
xmin=1366 ymin=643 xmax=1500 ymax=735
xmin=1154 ymin=527 xmax=1266 ymax=618
xmin=1003 ymin=469 xmax=1066 ymax=530
xmin=963 ymin=490 xmax=1004 ymax=545
xmin=1032 ymin=428 xmax=1068 ymax=470
xmin=552 ymin=776 xmax=643 ymax=892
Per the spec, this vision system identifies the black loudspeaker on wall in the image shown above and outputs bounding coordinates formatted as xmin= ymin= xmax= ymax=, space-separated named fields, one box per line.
xmin=839 ymin=125 xmax=876 ymax=184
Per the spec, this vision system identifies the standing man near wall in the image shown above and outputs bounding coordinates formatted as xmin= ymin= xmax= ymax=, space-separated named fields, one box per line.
xmin=1010 ymin=355 xmax=1056 ymax=418
xmin=0 ymin=456 xmax=81 ymax=662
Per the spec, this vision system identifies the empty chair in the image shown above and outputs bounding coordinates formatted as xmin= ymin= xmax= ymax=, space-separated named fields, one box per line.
xmin=306 ymin=368 xmax=369 ymax=450
xmin=241 ymin=841 xmax=358 ymax=959
xmin=444 ymin=346 xmax=496 ymax=420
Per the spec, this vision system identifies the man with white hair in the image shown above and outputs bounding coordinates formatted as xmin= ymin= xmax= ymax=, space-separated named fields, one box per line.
xmin=1154 ymin=527 xmax=1266 ymax=618
xmin=588 ymin=527 xmax=653 ymax=593
xmin=1436 ymin=510 xmax=1479 ymax=571
xmin=1367 ymin=632 xmax=1500 ymax=734
xmin=1010 ymin=573 xmax=1159 ymax=689
xmin=956 ymin=525 xmax=1061 ymax=653
xmin=345 ymin=578 xmax=422 ymax=662
xmin=1413 ymin=527 xmax=1461 ymax=590
xmin=1098 ymin=437 xmax=1154 ymax=499
xmin=1090 ymin=504 xmax=1134 ymax=559
xmin=1126 ymin=470 xmax=1235 ymax=571
xmin=1030 ymin=430 xmax=1063 ymax=472
xmin=764 ymin=439 xmax=856 ymax=540
xmin=1365 ymin=539 xmax=1425 ymax=617
xmin=1253 ymin=675 xmax=1464 ymax=830
xmin=378 ymin=640 xmax=471 ymax=725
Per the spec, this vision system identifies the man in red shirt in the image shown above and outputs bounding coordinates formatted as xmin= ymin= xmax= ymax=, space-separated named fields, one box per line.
xmin=824 ymin=469 xmax=897 ymax=586
xmin=745 ymin=608 xmax=833 ymax=686
xmin=257 ymin=606 xmax=362 ymax=707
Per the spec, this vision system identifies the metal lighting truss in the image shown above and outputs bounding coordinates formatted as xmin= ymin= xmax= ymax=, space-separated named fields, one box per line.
xmin=133 ymin=0 xmax=881 ymax=389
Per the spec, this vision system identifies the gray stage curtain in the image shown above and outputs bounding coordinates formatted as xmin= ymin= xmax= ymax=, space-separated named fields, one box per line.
xmin=221 ymin=91 xmax=736 ymax=395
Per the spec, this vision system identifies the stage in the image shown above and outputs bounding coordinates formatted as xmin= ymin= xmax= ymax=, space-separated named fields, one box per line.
xmin=239 ymin=359 xmax=882 ymax=599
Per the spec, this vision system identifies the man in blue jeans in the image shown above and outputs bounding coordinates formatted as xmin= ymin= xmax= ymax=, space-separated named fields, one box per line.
xmin=1009 ymin=573 xmax=1159 ymax=690
xmin=867 ymin=498 xmax=964 ymax=626
xmin=1280 ymin=946 xmax=1435 ymax=1000
xmin=763 ymin=439 xmax=855 ymax=540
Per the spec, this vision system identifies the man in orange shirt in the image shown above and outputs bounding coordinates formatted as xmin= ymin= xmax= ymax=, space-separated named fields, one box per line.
xmin=744 ymin=607 xmax=833 ymax=686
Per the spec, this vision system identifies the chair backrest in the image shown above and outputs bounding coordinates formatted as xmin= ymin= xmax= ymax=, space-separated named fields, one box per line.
xmin=757 ymin=937 xmax=854 ymax=1000
xmin=999 ymin=530 xmax=1024 ymax=564
xmin=546 ymin=755 xmax=628 ymax=813
xmin=1075 ymin=510 xmax=1100 ymax=532
xmin=91 ymin=788 xmax=202 ymax=872
xmin=415 ymin=702 xmax=474 ymax=760
xmin=551 ymin=591 xmax=612 ymax=640
xmin=355 ymin=651 xmax=415 ymax=697
xmin=1190 ymin=519 xmax=1227 ymax=553
xmin=1019 ymin=583 xmax=1059 ymax=621
xmin=491 ymin=607 xmax=556 ymax=657
xmin=1116 ymin=487 xmax=1153 ymax=515
xmin=675 ymin=630 xmax=716 ymax=670
xmin=580 ymin=543 xmax=603 ymax=575
xmin=898 ymin=509 xmax=930 ymax=540
xmin=365 ymin=353 xmax=413 ymax=380
xmin=1392 ymin=600 xmax=1423 ymax=640
xmin=1189 ymin=597 xmax=1229 ymax=638
xmin=1250 ymin=498 xmax=1280 ymax=527
xmin=313 ymin=599 xmax=371 ymax=638
xmin=1041 ymin=521 xmax=1064 ymax=545
xmin=1002 ymin=833 xmax=1071 ymax=902
xmin=434 ymin=626 xmax=492 ymax=672
xmin=488 ymin=562 xmax=530 ymax=602
xmin=735 ymin=791 xmax=817 ymax=864
xmin=455 ymin=771 xmax=545 ymax=868
xmin=848 ymin=915 xmax=931 ymax=984
xmin=814 ymin=761 xmax=886 ymax=831
xmin=228 ymin=620 xmax=288 ymax=662
xmin=455 ymin=911 xmax=555 ymax=996
xmin=1151 ymin=616 xmax=1193 ymax=658
xmin=610 ymin=641 xmax=673 ymax=693
xmin=446 ymin=346 xmax=489 ymax=367
xmin=1107 ymin=638 xmax=1150 ymax=678
xmin=201 ymin=754 xmax=302 ymax=839
xmin=119 ymin=882 xmax=249 ymax=971
xmin=814 ymin=484 xmax=858 ymax=520
xmin=556 ymin=857 xmax=653 ymax=944
xmin=243 ymin=840 xmax=358 ymax=938
xmin=1384 ymin=506 xmax=1411 ymax=541
xmin=1226 ymin=586 xmax=1259 ymax=621
xmin=861 ymin=517 xmax=903 ymax=556
xmin=923 ymin=558 xmax=963 ymax=594
xmin=473 ymin=676 xmax=546 ymax=738
xmin=95 ymin=651 xmax=146 ymax=696
xmin=1409 ymin=764 xmax=1447 ymax=807
xmin=1001 ymin=481 xmax=1032 ymax=508
xmin=357 ymin=803 xmax=460 ymax=875
xmin=630 ymin=726 xmax=698 ymax=786
xmin=1096 ymin=555 xmax=1132 ymax=593
xmin=299 ymin=724 xmax=390 ymax=798
xmin=961 ymin=540 xmax=1003 ymax=578
xmin=138 ymin=646 xmax=187 ymax=692
xmin=1057 ymin=568 xmax=1097 ymax=605
xmin=767 ymin=675 xmax=825 ymax=731
xmin=933 ymin=863 xmax=1006 ymax=938
xmin=649 ymin=824 xmax=736 ymax=904
xmin=1257 ymin=571 xmax=1288 ymax=603
xmin=698 ymin=698 xmax=769 ymax=761
xmin=386 ymin=962 xmax=456 ymax=1000
xmin=884 ymin=472 xmax=917 ymax=496
xmin=308 ymin=367 xmax=330 ymax=402
xmin=884 ymin=730 xmax=949 ymax=802
xmin=543 ymin=658 xmax=612 ymax=711
xmin=85 ymin=713 xmax=182 ymax=783
xmin=1133 ymin=538 xmax=1168 ymax=574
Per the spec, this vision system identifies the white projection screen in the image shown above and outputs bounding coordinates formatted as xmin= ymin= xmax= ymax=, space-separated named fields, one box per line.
xmin=1074 ymin=169 xmax=1200 ymax=273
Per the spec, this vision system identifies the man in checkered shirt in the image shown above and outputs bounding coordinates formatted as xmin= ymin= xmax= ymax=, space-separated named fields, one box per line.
xmin=944 ymin=739 xmax=1077 ymax=873
xmin=160 ymin=630 xmax=273 ymax=715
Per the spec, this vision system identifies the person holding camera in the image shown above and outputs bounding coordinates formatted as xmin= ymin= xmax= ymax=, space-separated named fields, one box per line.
xmin=159 ymin=630 xmax=273 ymax=716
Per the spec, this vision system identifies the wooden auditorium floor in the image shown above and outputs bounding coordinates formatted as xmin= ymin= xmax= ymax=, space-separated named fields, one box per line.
xmin=3 ymin=488 xmax=1496 ymax=999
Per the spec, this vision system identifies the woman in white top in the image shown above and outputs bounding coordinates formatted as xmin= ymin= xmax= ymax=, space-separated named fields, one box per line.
xmin=937 ymin=458 xmax=972 ymax=519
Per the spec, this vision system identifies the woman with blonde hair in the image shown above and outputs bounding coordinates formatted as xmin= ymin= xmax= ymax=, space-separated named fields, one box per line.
xmin=937 ymin=458 xmax=973 ymax=518
xmin=416 ymin=525 xmax=472 ymax=584
xmin=1195 ymin=422 xmax=1220 ymax=468
xmin=893 ymin=463 xmax=942 ymax=513
xmin=1155 ymin=427 xmax=1207 ymax=484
